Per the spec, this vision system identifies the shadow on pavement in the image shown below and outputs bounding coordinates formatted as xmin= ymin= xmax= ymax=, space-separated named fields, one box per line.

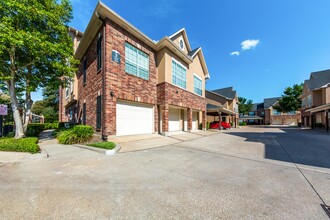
xmin=226 ymin=127 xmax=330 ymax=169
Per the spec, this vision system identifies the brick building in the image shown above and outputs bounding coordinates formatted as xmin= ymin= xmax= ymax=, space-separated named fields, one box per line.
xmin=59 ymin=2 xmax=210 ymax=138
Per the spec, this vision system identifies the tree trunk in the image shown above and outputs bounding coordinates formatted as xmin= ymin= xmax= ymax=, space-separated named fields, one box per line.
xmin=23 ymin=68 xmax=33 ymax=134
xmin=5 ymin=79 xmax=25 ymax=139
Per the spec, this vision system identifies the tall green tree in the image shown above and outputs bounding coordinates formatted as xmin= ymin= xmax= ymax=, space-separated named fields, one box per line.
xmin=238 ymin=97 xmax=253 ymax=115
xmin=0 ymin=0 xmax=78 ymax=138
xmin=274 ymin=83 xmax=303 ymax=113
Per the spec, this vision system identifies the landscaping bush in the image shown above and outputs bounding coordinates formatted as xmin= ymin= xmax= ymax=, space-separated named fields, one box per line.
xmin=44 ymin=123 xmax=59 ymax=130
xmin=57 ymin=125 xmax=94 ymax=144
xmin=0 ymin=137 xmax=40 ymax=153
xmin=27 ymin=123 xmax=45 ymax=137
xmin=239 ymin=122 xmax=247 ymax=126
xmin=206 ymin=121 xmax=210 ymax=130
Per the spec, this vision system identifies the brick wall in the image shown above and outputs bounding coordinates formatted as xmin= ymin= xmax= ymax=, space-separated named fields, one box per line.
xmin=157 ymin=82 xmax=206 ymax=110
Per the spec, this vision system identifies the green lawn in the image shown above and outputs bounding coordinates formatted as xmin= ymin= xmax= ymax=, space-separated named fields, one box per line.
xmin=0 ymin=137 xmax=40 ymax=153
xmin=87 ymin=141 xmax=116 ymax=150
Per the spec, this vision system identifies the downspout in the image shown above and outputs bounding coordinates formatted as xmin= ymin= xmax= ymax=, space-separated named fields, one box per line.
xmin=95 ymin=11 xmax=107 ymax=140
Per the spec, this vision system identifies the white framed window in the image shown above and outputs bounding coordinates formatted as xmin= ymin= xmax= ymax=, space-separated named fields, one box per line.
xmin=172 ymin=58 xmax=186 ymax=89
xmin=65 ymin=87 xmax=70 ymax=99
xmin=273 ymin=109 xmax=281 ymax=115
xmin=307 ymin=95 xmax=312 ymax=107
xmin=193 ymin=74 xmax=202 ymax=96
xmin=301 ymin=98 xmax=306 ymax=108
xmin=179 ymin=38 xmax=184 ymax=50
xmin=125 ymin=42 xmax=149 ymax=80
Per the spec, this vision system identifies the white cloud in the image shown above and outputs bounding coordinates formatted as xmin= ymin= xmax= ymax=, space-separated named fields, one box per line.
xmin=241 ymin=39 xmax=260 ymax=50
xmin=230 ymin=51 xmax=240 ymax=56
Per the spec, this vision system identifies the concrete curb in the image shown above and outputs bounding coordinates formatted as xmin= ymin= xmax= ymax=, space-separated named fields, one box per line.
xmin=74 ymin=143 xmax=121 ymax=156
xmin=105 ymin=144 xmax=121 ymax=155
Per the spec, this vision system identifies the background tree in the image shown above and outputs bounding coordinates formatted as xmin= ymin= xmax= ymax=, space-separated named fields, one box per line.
xmin=0 ymin=0 xmax=78 ymax=138
xmin=274 ymin=83 xmax=303 ymax=113
xmin=238 ymin=97 xmax=253 ymax=115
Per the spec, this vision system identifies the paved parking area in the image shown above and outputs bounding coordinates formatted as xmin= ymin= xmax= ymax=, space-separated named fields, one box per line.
xmin=0 ymin=127 xmax=330 ymax=219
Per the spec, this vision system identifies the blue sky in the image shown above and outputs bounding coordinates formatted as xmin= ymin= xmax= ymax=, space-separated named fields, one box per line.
xmin=33 ymin=0 xmax=330 ymax=103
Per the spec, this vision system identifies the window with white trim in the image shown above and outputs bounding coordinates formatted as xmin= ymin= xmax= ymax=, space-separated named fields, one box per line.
xmin=125 ymin=42 xmax=149 ymax=80
xmin=307 ymin=95 xmax=312 ymax=107
xmin=193 ymin=75 xmax=202 ymax=96
xmin=172 ymin=59 xmax=186 ymax=89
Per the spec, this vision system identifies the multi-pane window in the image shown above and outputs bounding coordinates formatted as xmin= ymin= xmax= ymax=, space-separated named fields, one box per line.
xmin=83 ymin=58 xmax=87 ymax=85
xmin=125 ymin=42 xmax=149 ymax=80
xmin=172 ymin=59 xmax=186 ymax=89
xmin=96 ymin=96 xmax=101 ymax=129
xmin=301 ymin=98 xmax=306 ymax=108
xmin=97 ymin=35 xmax=102 ymax=71
xmin=307 ymin=95 xmax=312 ymax=107
xmin=194 ymin=75 xmax=202 ymax=96
xmin=273 ymin=109 xmax=281 ymax=115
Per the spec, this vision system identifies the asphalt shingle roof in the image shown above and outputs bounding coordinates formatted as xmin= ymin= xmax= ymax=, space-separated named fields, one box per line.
xmin=306 ymin=69 xmax=330 ymax=90
xmin=251 ymin=103 xmax=264 ymax=111
xmin=264 ymin=97 xmax=281 ymax=109
xmin=211 ymin=87 xmax=237 ymax=100
xmin=188 ymin=47 xmax=200 ymax=58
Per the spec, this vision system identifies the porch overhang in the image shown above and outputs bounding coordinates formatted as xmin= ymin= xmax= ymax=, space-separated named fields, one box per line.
xmin=207 ymin=104 xmax=238 ymax=116
xmin=305 ymin=103 xmax=330 ymax=113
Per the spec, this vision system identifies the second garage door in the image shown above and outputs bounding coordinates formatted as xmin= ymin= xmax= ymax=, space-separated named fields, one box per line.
xmin=285 ymin=119 xmax=297 ymax=126
xmin=169 ymin=108 xmax=181 ymax=131
xmin=116 ymin=101 xmax=154 ymax=136
xmin=272 ymin=119 xmax=282 ymax=125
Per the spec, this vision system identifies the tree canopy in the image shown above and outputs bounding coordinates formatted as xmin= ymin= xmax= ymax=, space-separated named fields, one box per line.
xmin=273 ymin=83 xmax=303 ymax=113
xmin=238 ymin=97 xmax=253 ymax=115
xmin=0 ymin=0 xmax=77 ymax=138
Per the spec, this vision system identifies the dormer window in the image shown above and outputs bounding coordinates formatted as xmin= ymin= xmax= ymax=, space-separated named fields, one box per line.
xmin=179 ymin=38 xmax=184 ymax=50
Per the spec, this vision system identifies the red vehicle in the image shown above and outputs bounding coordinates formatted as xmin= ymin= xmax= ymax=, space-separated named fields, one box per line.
xmin=209 ymin=121 xmax=231 ymax=129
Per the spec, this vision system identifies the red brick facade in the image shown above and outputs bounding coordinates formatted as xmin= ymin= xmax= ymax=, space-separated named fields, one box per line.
xmin=76 ymin=19 xmax=158 ymax=137
xmin=157 ymin=82 xmax=206 ymax=133
xmin=60 ymin=9 xmax=209 ymax=137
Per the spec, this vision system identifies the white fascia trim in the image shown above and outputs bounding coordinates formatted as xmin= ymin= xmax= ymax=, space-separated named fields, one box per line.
xmin=169 ymin=28 xmax=185 ymax=39
xmin=193 ymin=73 xmax=203 ymax=81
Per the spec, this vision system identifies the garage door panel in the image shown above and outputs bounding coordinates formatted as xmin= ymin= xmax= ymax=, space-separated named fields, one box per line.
xmin=192 ymin=112 xmax=198 ymax=130
xmin=169 ymin=108 xmax=180 ymax=132
xmin=272 ymin=119 xmax=282 ymax=125
xmin=285 ymin=119 xmax=297 ymax=126
xmin=116 ymin=101 xmax=153 ymax=136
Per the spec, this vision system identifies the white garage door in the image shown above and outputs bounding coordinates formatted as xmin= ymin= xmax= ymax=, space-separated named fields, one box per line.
xmin=285 ymin=119 xmax=297 ymax=126
xmin=116 ymin=101 xmax=153 ymax=136
xmin=192 ymin=112 xmax=198 ymax=130
xmin=169 ymin=108 xmax=181 ymax=131
xmin=272 ymin=119 xmax=282 ymax=125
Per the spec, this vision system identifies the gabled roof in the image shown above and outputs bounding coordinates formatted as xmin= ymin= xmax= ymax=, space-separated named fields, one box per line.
xmin=263 ymin=97 xmax=281 ymax=109
xmin=75 ymin=1 xmax=211 ymax=79
xmin=211 ymin=87 xmax=237 ymax=100
xmin=305 ymin=69 xmax=330 ymax=91
xmin=251 ymin=103 xmax=264 ymax=111
xmin=169 ymin=28 xmax=192 ymax=52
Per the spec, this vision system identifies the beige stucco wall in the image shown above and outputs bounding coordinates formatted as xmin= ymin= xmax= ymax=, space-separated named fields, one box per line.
xmin=313 ymin=90 xmax=323 ymax=107
xmin=156 ymin=47 xmax=206 ymax=97
xmin=326 ymin=87 xmax=330 ymax=104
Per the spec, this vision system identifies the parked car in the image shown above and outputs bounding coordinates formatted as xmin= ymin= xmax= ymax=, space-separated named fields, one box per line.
xmin=209 ymin=121 xmax=231 ymax=129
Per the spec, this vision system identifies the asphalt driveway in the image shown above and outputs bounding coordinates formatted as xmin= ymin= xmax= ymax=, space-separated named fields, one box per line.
xmin=0 ymin=127 xmax=329 ymax=219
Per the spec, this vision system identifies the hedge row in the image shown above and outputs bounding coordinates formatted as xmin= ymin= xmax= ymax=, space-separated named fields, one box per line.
xmin=0 ymin=137 xmax=40 ymax=153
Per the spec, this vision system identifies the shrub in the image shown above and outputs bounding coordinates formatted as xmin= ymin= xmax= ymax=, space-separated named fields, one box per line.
xmin=239 ymin=122 xmax=247 ymax=126
xmin=206 ymin=121 xmax=210 ymax=130
xmin=57 ymin=125 xmax=94 ymax=144
xmin=0 ymin=137 xmax=40 ymax=153
xmin=44 ymin=123 xmax=58 ymax=130
xmin=27 ymin=123 xmax=45 ymax=137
